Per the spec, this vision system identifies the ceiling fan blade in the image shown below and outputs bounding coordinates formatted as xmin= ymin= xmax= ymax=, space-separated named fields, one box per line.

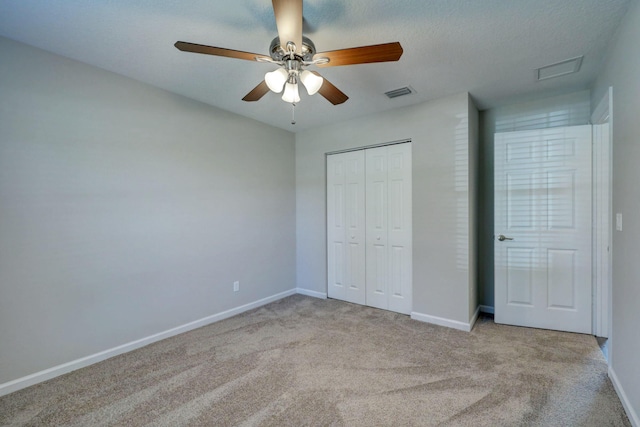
xmin=175 ymin=41 xmax=269 ymax=62
xmin=313 ymin=72 xmax=348 ymax=105
xmin=242 ymin=81 xmax=271 ymax=102
xmin=272 ymin=0 xmax=303 ymax=54
xmin=314 ymin=42 xmax=404 ymax=67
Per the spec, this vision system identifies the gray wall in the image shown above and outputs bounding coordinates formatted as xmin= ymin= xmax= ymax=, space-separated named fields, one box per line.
xmin=0 ymin=37 xmax=296 ymax=385
xmin=592 ymin=0 xmax=640 ymax=421
xmin=296 ymin=93 xmax=478 ymax=325
xmin=477 ymin=90 xmax=592 ymax=309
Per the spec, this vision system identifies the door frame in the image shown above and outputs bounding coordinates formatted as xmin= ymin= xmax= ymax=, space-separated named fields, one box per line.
xmin=591 ymin=87 xmax=613 ymax=341
xmin=324 ymin=138 xmax=412 ymax=157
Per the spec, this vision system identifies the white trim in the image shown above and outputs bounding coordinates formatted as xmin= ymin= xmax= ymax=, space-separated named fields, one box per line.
xmin=591 ymin=87 xmax=612 ymax=124
xmin=469 ymin=306 xmax=480 ymax=331
xmin=609 ymin=366 xmax=640 ymax=427
xmin=590 ymin=87 xmax=613 ymax=343
xmin=479 ymin=305 xmax=495 ymax=314
xmin=296 ymin=288 xmax=327 ymax=299
xmin=410 ymin=311 xmax=477 ymax=332
xmin=592 ymin=122 xmax=610 ymax=338
xmin=0 ymin=288 xmax=297 ymax=397
xmin=325 ymin=138 xmax=412 ymax=156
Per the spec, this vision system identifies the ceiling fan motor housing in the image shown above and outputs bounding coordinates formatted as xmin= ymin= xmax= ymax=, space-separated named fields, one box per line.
xmin=269 ymin=36 xmax=316 ymax=62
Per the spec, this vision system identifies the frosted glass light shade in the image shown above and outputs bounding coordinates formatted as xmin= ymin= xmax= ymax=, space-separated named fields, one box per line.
xmin=300 ymin=70 xmax=323 ymax=95
xmin=265 ymin=68 xmax=289 ymax=93
xmin=282 ymin=82 xmax=300 ymax=103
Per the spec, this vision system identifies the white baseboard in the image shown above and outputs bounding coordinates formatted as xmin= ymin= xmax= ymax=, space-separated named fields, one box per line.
xmin=0 ymin=288 xmax=297 ymax=397
xmin=479 ymin=305 xmax=495 ymax=314
xmin=469 ymin=306 xmax=480 ymax=331
xmin=410 ymin=311 xmax=476 ymax=332
xmin=296 ymin=288 xmax=327 ymax=299
xmin=609 ymin=366 xmax=640 ymax=427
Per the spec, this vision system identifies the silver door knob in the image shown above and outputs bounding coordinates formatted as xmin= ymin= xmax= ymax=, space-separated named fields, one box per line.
xmin=497 ymin=235 xmax=514 ymax=241
xmin=351 ymin=235 xmax=355 ymax=239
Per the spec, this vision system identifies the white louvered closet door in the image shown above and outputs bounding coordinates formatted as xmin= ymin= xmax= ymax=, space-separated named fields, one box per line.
xmin=327 ymin=150 xmax=366 ymax=305
xmin=327 ymin=143 xmax=412 ymax=315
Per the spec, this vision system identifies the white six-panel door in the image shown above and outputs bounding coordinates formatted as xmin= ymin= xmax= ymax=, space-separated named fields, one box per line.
xmin=494 ymin=126 xmax=592 ymax=334
xmin=327 ymin=143 xmax=412 ymax=314
xmin=365 ymin=144 xmax=412 ymax=314
xmin=327 ymin=151 xmax=366 ymax=305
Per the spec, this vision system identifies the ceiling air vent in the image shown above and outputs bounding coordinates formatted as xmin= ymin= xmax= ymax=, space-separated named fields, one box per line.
xmin=536 ymin=56 xmax=583 ymax=81
xmin=385 ymin=86 xmax=414 ymax=99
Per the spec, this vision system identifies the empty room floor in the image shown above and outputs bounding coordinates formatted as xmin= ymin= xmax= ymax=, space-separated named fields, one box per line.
xmin=0 ymin=295 xmax=630 ymax=426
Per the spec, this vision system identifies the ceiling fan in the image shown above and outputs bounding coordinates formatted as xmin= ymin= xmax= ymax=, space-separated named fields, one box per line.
xmin=175 ymin=0 xmax=403 ymax=106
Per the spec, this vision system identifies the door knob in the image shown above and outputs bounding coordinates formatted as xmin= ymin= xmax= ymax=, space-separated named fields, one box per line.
xmin=497 ymin=234 xmax=514 ymax=241
xmin=351 ymin=235 xmax=355 ymax=239
xmin=376 ymin=236 xmax=381 ymax=240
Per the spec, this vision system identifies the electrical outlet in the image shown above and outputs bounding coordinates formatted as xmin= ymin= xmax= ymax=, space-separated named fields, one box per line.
xmin=233 ymin=281 xmax=240 ymax=292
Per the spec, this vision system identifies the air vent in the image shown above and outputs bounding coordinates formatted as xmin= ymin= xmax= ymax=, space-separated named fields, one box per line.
xmin=385 ymin=86 xmax=414 ymax=99
xmin=536 ymin=56 xmax=583 ymax=81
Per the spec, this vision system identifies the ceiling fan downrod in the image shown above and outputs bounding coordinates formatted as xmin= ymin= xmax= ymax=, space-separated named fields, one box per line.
xmin=291 ymin=103 xmax=296 ymax=126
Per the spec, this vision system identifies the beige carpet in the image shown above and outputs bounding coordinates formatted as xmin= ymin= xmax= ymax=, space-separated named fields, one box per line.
xmin=0 ymin=295 xmax=631 ymax=426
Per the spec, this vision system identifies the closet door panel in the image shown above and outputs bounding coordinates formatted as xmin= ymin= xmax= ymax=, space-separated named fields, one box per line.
xmin=386 ymin=143 xmax=412 ymax=314
xmin=327 ymin=155 xmax=347 ymax=301
xmin=327 ymin=151 xmax=366 ymax=305
xmin=366 ymin=146 xmax=389 ymax=310
xmin=344 ymin=153 xmax=366 ymax=304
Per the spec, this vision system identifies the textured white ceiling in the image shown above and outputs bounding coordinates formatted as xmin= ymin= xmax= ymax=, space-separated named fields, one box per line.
xmin=0 ymin=0 xmax=630 ymax=131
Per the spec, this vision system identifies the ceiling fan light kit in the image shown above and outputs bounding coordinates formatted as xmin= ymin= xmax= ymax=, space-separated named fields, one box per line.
xmin=262 ymin=41 xmax=324 ymax=102
xmin=282 ymin=80 xmax=301 ymax=103
xmin=299 ymin=70 xmax=323 ymax=95
xmin=265 ymin=68 xmax=289 ymax=93
xmin=174 ymin=0 xmax=404 ymax=118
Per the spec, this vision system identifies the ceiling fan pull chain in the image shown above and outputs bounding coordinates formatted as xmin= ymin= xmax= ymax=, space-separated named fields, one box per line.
xmin=291 ymin=103 xmax=296 ymax=125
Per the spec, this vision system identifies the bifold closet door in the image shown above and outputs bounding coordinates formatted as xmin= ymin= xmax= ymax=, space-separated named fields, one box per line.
xmin=327 ymin=150 xmax=366 ymax=305
xmin=365 ymin=144 xmax=412 ymax=314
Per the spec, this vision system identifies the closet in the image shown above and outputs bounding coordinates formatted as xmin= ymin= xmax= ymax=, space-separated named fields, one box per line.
xmin=327 ymin=142 xmax=412 ymax=314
